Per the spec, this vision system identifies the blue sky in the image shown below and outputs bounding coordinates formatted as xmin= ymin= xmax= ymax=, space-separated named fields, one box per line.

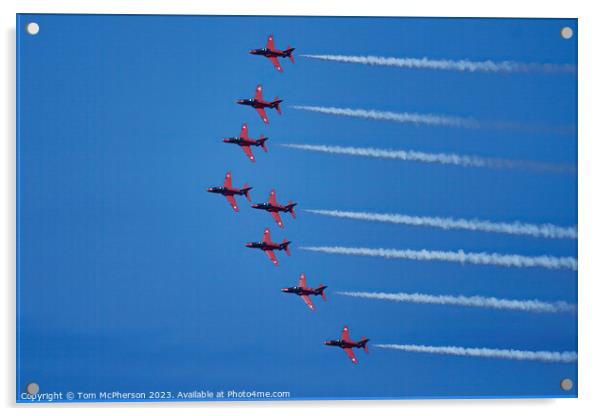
xmin=17 ymin=14 xmax=577 ymax=401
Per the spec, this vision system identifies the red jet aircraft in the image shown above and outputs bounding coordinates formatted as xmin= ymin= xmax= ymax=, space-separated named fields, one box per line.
xmin=324 ymin=326 xmax=370 ymax=365
xmin=236 ymin=85 xmax=282 ymax=124
xmin=245 ymin=227 xmax=291 ymax=266
xmin=249 ymin=35 xmax=295 ymax=73
xmin=223 ymin=123 xmax=268 ymax=163
xmin=251 ymin=189 xmax=297 ymax=228
xmin=206 ymin=172 xmax=251 ymax=212
xmin=281 ymin=273 xmax=327 ymax=311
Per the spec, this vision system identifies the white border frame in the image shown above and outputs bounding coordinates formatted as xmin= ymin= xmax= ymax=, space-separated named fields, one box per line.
xmin=3 ymin=1 xmax=600 ymax=415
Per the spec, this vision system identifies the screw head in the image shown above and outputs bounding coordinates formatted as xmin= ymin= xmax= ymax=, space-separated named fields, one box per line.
xmin=26 ymin=22 xmax=40 ymax=35
xmin=560 ymin=27 xmax=573 ymax=40
xmin=26 ymin=382 xmax=39 ymax=395
xmin=560 ymin=378 xmax=573 ymax=391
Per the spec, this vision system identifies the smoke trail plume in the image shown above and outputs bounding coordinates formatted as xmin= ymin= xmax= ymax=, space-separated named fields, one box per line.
xmin=375 ymin=344 xmax=577 ymax=363
xmin=337 ymin=291 xmax=576 ymax=314
xmin=300 ymin=246 xmax=577 ymax=271
xmin=291 ymin=105 xmax=479 ymax=128
xmin=304 ymin=209 xmax=577 ymax=239
xmin=283 ymin=144 xmax=575 ymax=175
xmin=291 ymin=106 xmax=573 ymax=135
xmin=301 ymin=54 xmax=577 ymax=74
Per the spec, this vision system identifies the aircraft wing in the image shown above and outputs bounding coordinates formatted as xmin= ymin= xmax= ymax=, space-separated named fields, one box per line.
xmin=240 ymin=123 xmax=249 ymax=139
xmin=224 ymin=171 xmax=233 ymax=188
xmin=263 ymin=227 xmax=272 ymax=243
xmin=255 ymin=84 xmax=264 ymax=101
xmin=268 ymin=56 xmax=282 ymax=72
xmin=301 ymin=295 xmax=315 ymax=311
xmin=341 ymin=326 xmax=351 ymax=342
xmin=343 ymin=348 xmax=358 ymax=364
xmin=255 ymin=107 xmax=269 ymax=124
xmin=241 ymin=145 xmax=255 ymax=162
xmin=225 ymin=195 xmax=239 ymax=212
xmin=298 ymin=273 xmax=307 ymax=288
xmin=267 ymin=35 xmax=276 ymax=51
xmin=269 ymin=189 xmax=278 ymax=205
xmin=265 ymin=249 xmax=278 ymax=266
xmin=270 ymin=211 xmax=283 ymax=228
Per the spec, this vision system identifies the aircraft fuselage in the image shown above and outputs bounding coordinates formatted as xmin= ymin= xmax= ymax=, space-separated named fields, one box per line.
xmin=246 ymin=241 xmax=283 ymax=251
xmin=236 ymin=98 xmax=279 ymax=109
xmin=207 ymin=186 xmax=246 ymax=196
xmin=324 ymin=339 xmax=366 ymax=349
xmin=223 ymin=137 xmax=260 ymax=146
xmin=252 ymin=202 xmax=285 ymax=213
xmin=281 ymin=286 xmax=323 ymax=296
xmin=249 ymin=48 xmax=292 ymax=58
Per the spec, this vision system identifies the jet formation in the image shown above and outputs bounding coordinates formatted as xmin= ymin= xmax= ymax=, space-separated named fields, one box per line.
xmin=207 ymin=34 xmax=370 ymax=364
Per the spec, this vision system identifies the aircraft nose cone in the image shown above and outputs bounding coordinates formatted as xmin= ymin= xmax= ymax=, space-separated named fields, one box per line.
xmin=223 ymin=138 xmax=228 ymax=143
xmin=236 ymin=100 xmax=243 ymax=104
xmin=245 ymin=243 xmax=252 ymax=248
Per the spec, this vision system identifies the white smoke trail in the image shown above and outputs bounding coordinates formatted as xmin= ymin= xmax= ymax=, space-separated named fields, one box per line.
xmin=282 ymin=144 xmax=575 ymax=175
xmin=301 ymin=54 xmax=577 ymax=74
xmin=300 ymin=246 xmax=577 ymax=271
xmin=290 ymin=105 xmax=479 ymax=128
xmin=337 ymin=291 xmax=576 ymax=314
xmin=291 ymin=105 xmax=573 ymax=135
xmin=375 ymin=344 xmax=577 ymax=363
xmin=304 ymin=209 xmax=578 ymax=240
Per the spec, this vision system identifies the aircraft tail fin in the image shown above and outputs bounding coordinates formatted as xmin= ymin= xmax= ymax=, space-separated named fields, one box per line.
xmin=243 ymin=185 xmax=252 ymax=202
xmin=286 ymin=47 xmax=295 ymax=63
xmin=287 ymin=202 xmax=297 ymax=219
xmin=259 ymin=135 xmax=268 ymax=152
xmin=319 ymin=284 xmax=327 ymax=301
xmin=361 ymin=337 xmax=369 ymax=354
xmin=282 ymin=240 xmax=291 ymax=256
xmin=274 ymin=97 xmax=282 ymax=114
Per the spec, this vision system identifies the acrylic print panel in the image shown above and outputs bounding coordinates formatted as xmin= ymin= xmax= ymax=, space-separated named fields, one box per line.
xmin=16 ymin=14 xmax=577 ymax=403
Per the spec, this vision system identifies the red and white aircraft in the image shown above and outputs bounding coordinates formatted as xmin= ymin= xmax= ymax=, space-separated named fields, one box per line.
xmin=236 ymin=85 xmax=282 ymax=124
xmin=245 ymin=227 xmax=291 ymax=266
xmin=251 ymin=189 xmax=297 ymax=228
xmin=281 ymin=273 xmax=327 ymax=311
xmin=206 ymin=172 xmax=251 ymax=212
xmin=223 ymin=123 xmax=268 ymax=163
xmin=249 ymin=35 xmax=295 ymax=73
xmin=324 ymin=326 xmax=370 ymax=365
